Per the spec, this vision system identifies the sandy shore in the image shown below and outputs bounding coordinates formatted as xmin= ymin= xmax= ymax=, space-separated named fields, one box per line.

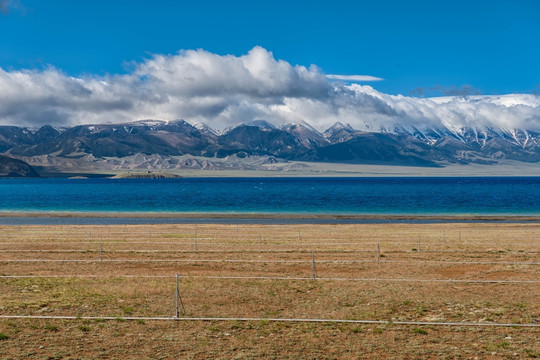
xmin=1 ymin=211 xmax=540 ymax=222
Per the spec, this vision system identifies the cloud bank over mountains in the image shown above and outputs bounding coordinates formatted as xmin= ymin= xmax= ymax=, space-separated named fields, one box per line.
xmin=0 ymin=46 xmax=538 ymax=132
xmin=326 ymin=74 xmax=383 ymax=82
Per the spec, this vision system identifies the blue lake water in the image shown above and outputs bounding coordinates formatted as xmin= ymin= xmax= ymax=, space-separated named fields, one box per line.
xmin=0 ymin=177 xmax=539 ymax=215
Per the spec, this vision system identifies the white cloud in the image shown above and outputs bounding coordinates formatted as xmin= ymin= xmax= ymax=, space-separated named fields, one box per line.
xmin=0 ymin=46 xmax=538 ymax=133
xmin=326 ymin=74 xmax=383 ymax=82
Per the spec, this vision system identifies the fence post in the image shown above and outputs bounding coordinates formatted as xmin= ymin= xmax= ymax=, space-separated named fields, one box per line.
xmin=175 ymin=274 xmax=180 ymax=318
xmin=311 ymin=251 xmax=317 ymax=280
xmin=171 ymin=274 xmax=186 ymax=319
xmin=417 ymin=236 xmax=421 ymax=252
xmin=99 ymin=242 xmax=103 ymax=262
xmin=375 ymin=239 xmax=381 ymax=262
xmin=194 ymin=226 xmax=198 ymax=251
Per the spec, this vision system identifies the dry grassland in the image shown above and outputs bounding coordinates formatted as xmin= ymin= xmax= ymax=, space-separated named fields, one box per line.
xmin=0 ymin=222 xmax=539 ymax=359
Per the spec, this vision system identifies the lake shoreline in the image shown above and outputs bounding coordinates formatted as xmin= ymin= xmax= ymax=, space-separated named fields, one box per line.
xmin=1 ymin=211 xmax=540 ymax=222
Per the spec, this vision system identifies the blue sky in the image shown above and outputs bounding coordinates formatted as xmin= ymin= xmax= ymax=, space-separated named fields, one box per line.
xmin=0 ymin=0 xmax=539 ymax=131
xmin=1 ymin=0 xmax=539 ymax=96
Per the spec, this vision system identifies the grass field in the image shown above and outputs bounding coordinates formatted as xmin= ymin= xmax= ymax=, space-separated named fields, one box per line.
xmin=0 ymin=222 xmax=539 ymax=359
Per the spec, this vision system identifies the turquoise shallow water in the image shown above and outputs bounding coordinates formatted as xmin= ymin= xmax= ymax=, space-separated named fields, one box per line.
xmin=0 ymin=177 xmax=539 ymax=215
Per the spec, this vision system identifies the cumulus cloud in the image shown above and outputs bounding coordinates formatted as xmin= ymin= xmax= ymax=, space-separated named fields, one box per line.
xmin=0 ymin=46 xmax=539 ymax=132
xmin=326 ymin=74 xmax=383 ymax=82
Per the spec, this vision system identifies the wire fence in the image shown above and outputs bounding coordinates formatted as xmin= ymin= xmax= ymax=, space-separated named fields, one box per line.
xmin=2 ymin=223 xmax=539 ymax=330
xmin=1 ymin=237 xmax=539 ymax=246
xmin=1 ymin=274 xmax=539 ymax=283
xmin=0 ymin=314 xmax=538 ymax=328
xmin=1 ymin=257 xmax=539 ymax=266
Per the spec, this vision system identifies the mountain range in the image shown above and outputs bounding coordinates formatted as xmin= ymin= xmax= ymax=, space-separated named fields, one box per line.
xmin=1 ymin=119 xmax=540 ymax=175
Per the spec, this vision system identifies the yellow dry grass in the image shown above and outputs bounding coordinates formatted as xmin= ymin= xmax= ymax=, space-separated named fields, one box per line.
xmin=0 ymin=222 xmax=539 ymax=359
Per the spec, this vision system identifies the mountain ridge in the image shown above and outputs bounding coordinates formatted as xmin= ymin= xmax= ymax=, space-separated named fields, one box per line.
xmin=2 ymin=119 xmax=540 ymax=173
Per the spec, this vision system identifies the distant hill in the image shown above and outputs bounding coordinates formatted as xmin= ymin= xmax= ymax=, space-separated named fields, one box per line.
xmin=0 ymin=154 xmax=40 ymax=177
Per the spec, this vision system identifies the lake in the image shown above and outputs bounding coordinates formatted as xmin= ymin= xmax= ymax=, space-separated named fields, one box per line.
xmin=0 ymin=177 xmax=538 ymax=215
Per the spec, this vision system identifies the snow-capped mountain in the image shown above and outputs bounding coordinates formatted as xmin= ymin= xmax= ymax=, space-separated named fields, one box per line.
xmin=323 ymin=122 xmax=359 ymax=144
xmin=3 ymin=118 xmax=540 ymax=173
